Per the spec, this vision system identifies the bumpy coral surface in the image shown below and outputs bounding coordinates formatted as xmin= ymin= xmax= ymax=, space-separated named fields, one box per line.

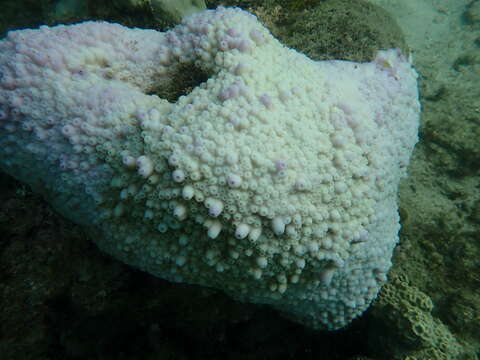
xmin=0 ymin=7 xmax=420 ymax=329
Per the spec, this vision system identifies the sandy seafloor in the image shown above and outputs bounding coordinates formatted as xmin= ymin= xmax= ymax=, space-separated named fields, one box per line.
xmin=0 ymin=0 xmax=479 ymax=359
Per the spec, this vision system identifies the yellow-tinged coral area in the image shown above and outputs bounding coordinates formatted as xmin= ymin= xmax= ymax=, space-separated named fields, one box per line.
xmin=373 ymin=275 xmax=465 ymax=359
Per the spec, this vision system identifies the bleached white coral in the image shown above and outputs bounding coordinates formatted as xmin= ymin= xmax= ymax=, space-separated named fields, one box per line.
xmin=0 ymin=7 xmax=420 ymax=329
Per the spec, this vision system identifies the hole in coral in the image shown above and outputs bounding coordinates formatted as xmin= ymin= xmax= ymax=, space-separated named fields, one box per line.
xmin=148 ymin=63 xmax=210 ymax=103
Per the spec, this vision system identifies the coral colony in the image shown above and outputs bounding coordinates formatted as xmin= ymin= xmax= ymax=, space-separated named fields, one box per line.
xmin=0 ymin=7 xmax=420 ymax=329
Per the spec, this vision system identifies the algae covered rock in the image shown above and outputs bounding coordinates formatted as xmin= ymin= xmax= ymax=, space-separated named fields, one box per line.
xmin=211 ymin=0 xmax=408 ymax=62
